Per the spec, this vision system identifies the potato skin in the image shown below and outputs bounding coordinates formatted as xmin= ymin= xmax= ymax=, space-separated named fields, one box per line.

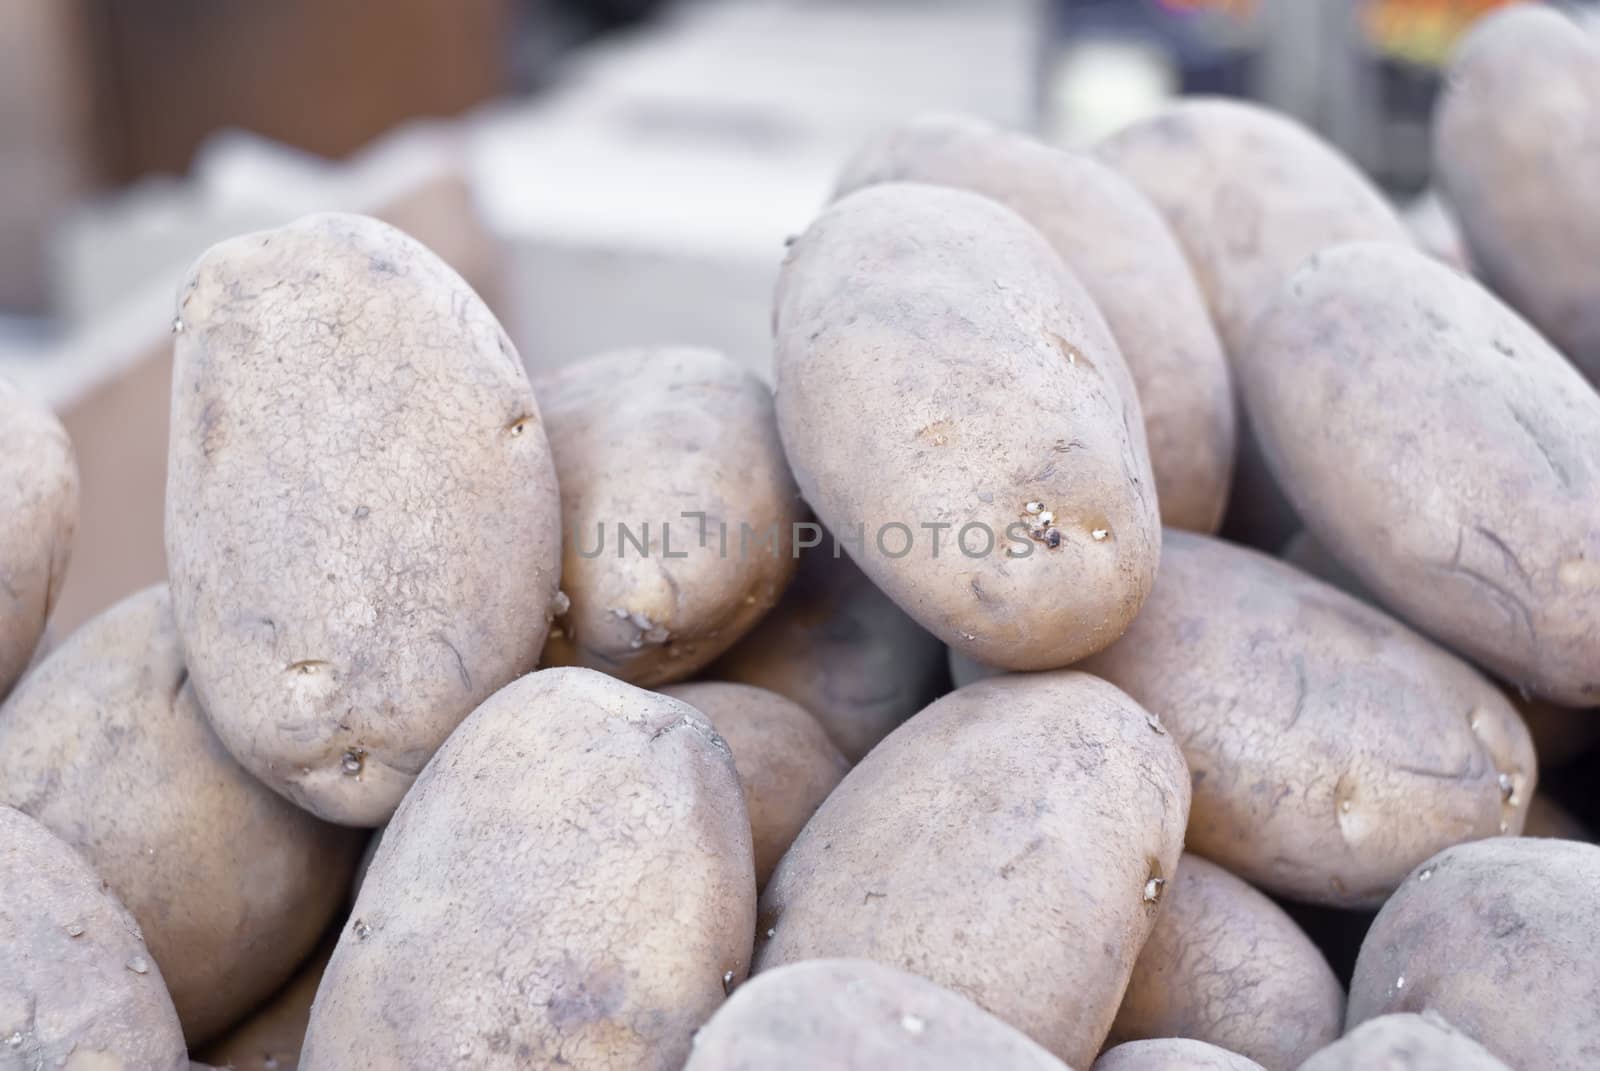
xmin=684 ymin=959 xmax=1069 ymax=1071
xmin=1108 ymin=854 xmax=1342 ymax=1069
xmin=166 ymin=212 xmax=562 ymax=826
xmin=537 ymin=347 xmax=801 ymax=686
xmin=1093 ymin=1039 xmax=1265 ymax=1071
xmin=662 ymin=681 xmax=847 ymax=887
xmin=1238 ymin=242 xmax=1600 ymax=706
xmin=754 ymin=671 xmax=1190 ymax=1068
xmin=0 ymin=378 xmax=78 ymax=699
xmin=301 ymin=667 xmax=755 ymax=1070
xmin=836 ymin=114 xmax=1234 ymax=533
xmin=1435 ymin=5 xmax=1600 ymax=382
xmin=1298 ymin=1012 xmax=1511 ymax=1071
xmin=0 ymin=584 xmax=363 ymax=1043
xmin=0 ymin=805 xmax=188 ymax=1070
xmin=1077 ymin=530 xmax=1534 ymax=908
xmin=775 ymin=183 xmax=1159 ymax=671
xmin=705 ymin=541 xmax=946 ymax=762
xmin=199 ymin=939 xmax=331 ymax=1071
xmin=1348 ymin=838 xmax=1600 ymax=1069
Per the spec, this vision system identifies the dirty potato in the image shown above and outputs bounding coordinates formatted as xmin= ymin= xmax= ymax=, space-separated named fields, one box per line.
xmin=684 ymin=959 xmax=1069 ymax=1071
xmin=1298 ymin=1012 xmax=1511 ymax=1071
xmin=1093 ymin=1039 xmax=1265 ymax=1071
xmin=199 ymin=939 xmax=331 ymax=1071
xmin=1 ymin=805 xmax=188 ymax=1069
xmin=1348 ymin=837 xmax=1600 ymax=1069
xmin=835 ymin=113 xmax=1235 ymax=532
xmin=1076 ymin=530 xmax=1534 ymax=908
xmin=1238 ymin=242 xmax=1600 ymax=706
xmin=1108 ymin=854 xmax=1342 ymax=1068
xmin=775 ymin=183 xmax=1160 ymax=671
xmin=754 ymin=671 xmax=1190 ymax=1068
xmin=0 ymin=584 xmax=363 ymax=1043
xmin=662 ymin=681 xmax=847 ymax=886
xmin=166 ymin=212 xmax=563 ymax=826
xmin=0 ymin=377 xmax=78 ymax=700
xmin=1435 ymin=4 xmax=1600 ymax=381
xmin=301 ymin=667 xmax=755 ymax=1070
xmin=537 ymin=346 xmax=800 ymax=686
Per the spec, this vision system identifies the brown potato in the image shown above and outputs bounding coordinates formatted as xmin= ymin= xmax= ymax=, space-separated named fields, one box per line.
xmin=0 ymin=377 xmax=78 ymax=699
xmin=0 ymin=805 xmax=187 ymax=1069
xmin=199 ymin=939 xmax=332 ymax=1071
xmin=0 ymin=584 xmax=362 ymax=1043
xmin=1522 ymin=794 xmax=1591 ymax=842
xmin=1093 ymin=1039 xmax=1265 ymax=1071
xmin=835 ymin=113 xmax=1235 ymax=532
xmin=301 ymin=667 xmax=755 ymax=1070
xmin=662 ymin=681 xmax=848 ymax=886
xmin=1298 ymin=1013 xmax=1510 ymax=1071
xmin=754 ymin=671 xmax=1190 ymax=1068
xmin=537 ymin=347 xmax=801 ymax=686
xmin=685 ymin=959 xmax=1070 ymax=1071
xmin=1075 ymin=531 xmax=1534 ymax=908
xmin=1108 ymin=854 xmax=1342 ymax=1068
xmin=166 ymin=212 xmax=563 ymax=826
xmin=705 ymin=541 xmax=947 ymax=762
xmin=1435 ymin=4 xmax=1600 ymax=382
xmin=1237 ymin=241 xmax=1600 ymax=706
xmin=775 ymin=182 xmax=1160 ymax=671
xmin=1348 ymin=837 xmax=1600 ymax=1069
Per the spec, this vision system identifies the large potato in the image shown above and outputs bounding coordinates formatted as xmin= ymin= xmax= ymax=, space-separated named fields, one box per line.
xmin=166 ymin=212 xmax=562 ymax=826
xmin=1238 ymin=242 xmax=1600 ymax=706
xmin=684 ymin=959 xmax=1069 ymax=1071
xmin=1093 ymin=1039 xmax=1264 ymax=1071
xmin=1348 ymin=837 xmax=1600 ymax=1069
xmin=705 ymin=540 xmax=946 ymax=762
xmin=754 ymin=671 xmax=1190 ymax=1068
xmin=1108 ymin=854 xmax=1342 ymax=1069
xmin=0 ymin=805 xmax=187 ymax=1070
xmin=775 ymin=183 xmax=1159 ymax=670
xmin=537 ymin=347 xmax=801 ymax=686
xmin=0 ymin=377 xmax=78 ymax=699
xmin=199 ymin=940 xmax=331 ymax=1071
xmin=662 ymin=681 xmax=847 ymax=886
xmin=835 ymin=113 xmax=1234 ymax=533
xmin=301 ymin=667 xmax=755 ymax=1070
xmin=0 ymin=584 xmax=362 ymax=1043
xmin=1298 ymin=1012 xmax=1511 ymax=1071
xmin=1435 ymin=4 xmax=1600 ymax=381
xmin=1075 ymin=530 xmax=1534 ymax=908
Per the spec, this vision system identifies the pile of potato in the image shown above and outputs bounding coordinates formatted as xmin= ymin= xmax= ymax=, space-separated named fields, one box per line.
xmin=3 ymin=5 xmax=1598 ymax=1070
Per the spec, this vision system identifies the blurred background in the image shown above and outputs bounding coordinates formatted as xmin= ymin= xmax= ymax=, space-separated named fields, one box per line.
xmin=0 ymin=0 xmax=1592 ymax=631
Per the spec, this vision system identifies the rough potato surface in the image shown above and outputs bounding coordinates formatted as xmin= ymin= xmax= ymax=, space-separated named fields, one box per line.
xmin=1093 ymin=1039 xmax=1264 ymax=1071
xmin=1301 ymin=1012 xmax=1511 ymax=1071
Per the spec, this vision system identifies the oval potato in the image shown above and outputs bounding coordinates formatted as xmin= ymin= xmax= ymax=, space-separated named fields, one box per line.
xmin=301 ymin=667 xmax=755 ymax=1070
xmin=835 ymin=113 xmax=1235 ymax=532
xmin=775 ymin=182 xmax=1159 ymax=670
xmin=0 ymin=584 xmax=362 ymax=1043
xmin=538 ymin=347 xmax=801 ymax=686
xmin=166 ymin=212 xmax=563 ymax=826
xmin=1298 ymin=1012 xmax=1511 ymax=1071
xmin=1076 ymin=530 xmax=1534 ymax=907
xmin=754 ymin=671 xmax=1190 ymax=1068
xmin=1238 ymin=241 xmax=1600 ymax=706
xmin=1093 ymin=1039 xmax=1265 ymax=1071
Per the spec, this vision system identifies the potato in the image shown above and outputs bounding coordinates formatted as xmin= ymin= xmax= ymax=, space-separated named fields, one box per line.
xmin=684 ymin=959 xmax=1069 ymax=1071
xmin=1523 ymin=794 xmax=1591 ymax=842
xmin=0 ymin=584 xmax=363 ymax=1043
xmin=835 ymin=113 xmax=1235 ymax=533
xmin=0 ymin=805 xmax=187 ymax=1069
xmin=705 ymin=541 xmax=947 ymax=762
xmin=166 ymin=212 xmax=562 ymax=826
xmin=301 ymin=667 xmax=754 ymax=1070
xmin=1094 ymin=98 xmax=1410 ymax=549
xmin=537 ymin=347 xmax=801 ymax=686
xmin=1237 ymin=241 xmax=1600 ymax=706
xmin=200 ymin=940 xmax=331 ymax=1071
xmin=775 ymin=182 xmax=1159 ymax=671
xmin=1108 ymin=854 xmax=1342 ymax=1068
xmin=1093 ymin=1039 xmax=1265 ymax=1071
xmin=754 ymin=671 xmax=1190 ymax=1068
xmin=1298 ymin=1013 xmax=1510 ymax=1071
xmin=1347 ymin=837 xmax=1600 ymax=1069
xmin=1435 ymin=4 xmax=1600 ymax=382
xmin=661 ymin=681 xmax=847 ymax=886
xmin=1075 ymin=530 xmax=1534 ymax=908
xmin=0 ymin=377 xmax=78 ymax=699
